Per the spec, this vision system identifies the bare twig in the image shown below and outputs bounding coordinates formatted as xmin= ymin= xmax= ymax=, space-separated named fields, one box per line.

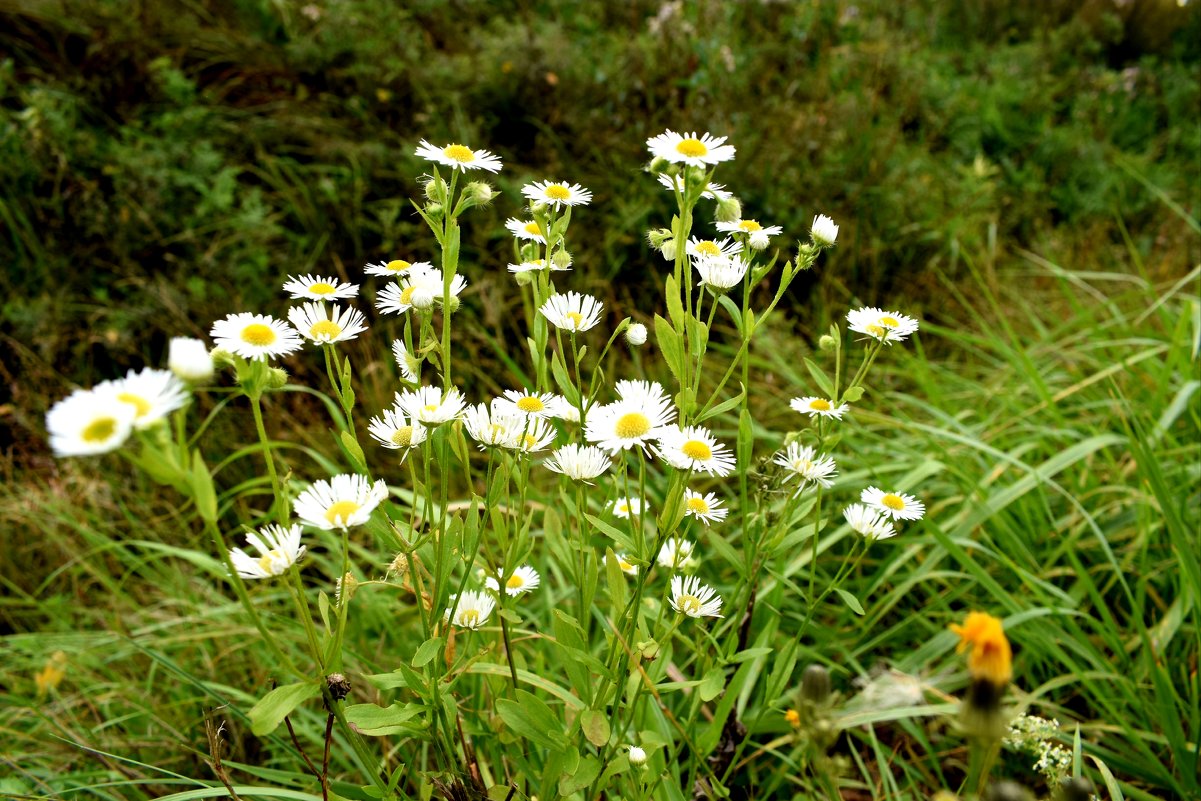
xmin=203 ymin=713 xmax=242 ymax=801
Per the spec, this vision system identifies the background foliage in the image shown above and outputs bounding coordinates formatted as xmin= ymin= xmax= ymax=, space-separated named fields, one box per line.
xmin=1 ymin=1 xmax=1198 ymax=799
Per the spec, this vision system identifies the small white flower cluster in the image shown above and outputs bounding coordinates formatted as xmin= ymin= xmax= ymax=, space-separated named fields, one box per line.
xmin=1005 ymin=714 xmax=1074 ymax=781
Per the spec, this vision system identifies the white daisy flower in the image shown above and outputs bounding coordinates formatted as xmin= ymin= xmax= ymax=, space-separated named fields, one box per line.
xmin=716 ymin=219 xmax=783 ymax=238
xmin=462 ymin=403 xmax=518 ymax=449
xmin=376 ymin=270 xmax=467 ymax=315
xmin=543 ymin=444 xmax=612 ymax=482
xmin=95 ymin=367 xmax=189 ymax=429
xmin=397 ymin=385 xmax=466 ymax=426
xmin=789 ymin=396 xmax=849 ymax=420
xmin=502 ymin=416 xmax=557 ymax=454
xmin=444 ymin=590 xmax=497 ymax=629
xmin=492 ymin=390 xmax=565 ymax=419
xmin=168 ymin=337 xmax=214 ymax=383
xmin=229 ymin=524 xmax=306 ymax=579
xmin=843 ymin=503 xmax=897 ymax=541
xmin=539 ymin=292 xmax=604 ymax=333
xmin=846 ymin=307 xmax=920 ymax=344
xmin=654 ymin=424 xmax=735 ymax=476
xmin=625 ymin=322 xmax=648 ymax=346
xmin=647 ymin=130 xmax=736 ymax=167
xmin=522 ymin=180 xmax=592 ymax=208
xmin=773 ymin=442 xmax=838 ymax=489
xmin=585 ymin=395 xmax=675 ymax=453
xmin=507 ymin=258 xmax=569 ymax=274
xmin=46 ymin=388 xmax=137 ymax=457
xmin=657 ymin=537 xmax=697 ymax=569
xmin=609 ymin=552 xmax=639 ymax=576
xmin=505 ymin=218 xmax=546 ymax=243
xmin=391 ymin=340 xmax=419 ymax=383
xmin=861 ymin=486 xmax=925 ymax=521
xmin=210 ymin=313 xmax=304 ymax=361
xmin=294 ymin=474 xmax=389 ymax=531
xmin=367 ymin=407 xmax=427 ymax=455
xmin=364 ymin=258 xmax=433 ymax=278
xmin=686 ymin=236 xmax=742 ymax=261
xmin=684 ymin=489 xmax=728 ymax=525
xmin=811 ymin=214 xmax=839 ymax=247
xmin=610 ymin=496 xmax=646 ymax=519
xmin=669 ymin=574 xmax=723 ymax=618
xmin=613 ymin=379 xmax=672 ymax=405
xmin=694 ymin=255 xmax=749 ymax=289
xmin=656 ymin=173 xmax=733 ymax=201
xmin=484 ymin=565 xmax=541 ymax=597
xmin=287 ymin=302 xmax=368 ymax=345
xmin=414 ymin=139 xmax=502 ymax=173
xmin=282 ymin=274 xmax=359 ymax=301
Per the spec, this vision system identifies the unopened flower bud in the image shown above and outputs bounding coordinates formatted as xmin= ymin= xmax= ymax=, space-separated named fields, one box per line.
xmin=551 ymin=249 xmax=573 ymax=271
xmin=684 ymin=165 xmax=707 ymax=192
xmin=627 ymin=745 xmax=647 ymax=766
xmin=801 ymin=664 xmax=832 ymax=705
xmin=425 ymin=202 xmax=444 ymax=218
xmin=811 ymin=214 xmax=839 ymax=248
xmin=660 ymin=240 xmax=677 ymax=262
xmin=647 ymin=227 xmax=673 ymax=249
xmin=423 ymin=178 xmax=441 ymax=203
xmin=513 ymin=270 xmax=535 ymax=287
xmin=818 ymin=334 xmax=837 ymax=352
xmin=465 ymin=181 xmax=493 ymax=205
xmin=446 ymin=295 xmax=461 ymax=313
xmin=1058 ymin=778 xmax=1094 ymax=801
xmin=626 ymin=322 xmax=648 ymax=346
xmin=266 ymin=367 xmax=289 ymax=389
xmin=648 ymin=156 xmax=670 ymax=174
xmin=715 ymin=197 xmax=742 ymax=223
xmin=326 ymin=672 xmax=351 ymax=701
xmin=209 ymin=347 xmax=236 ymax=369
xmin=796 ymin=242 xmax=817 ymax=265
xmin=168 ymin=337 xmax=214 ymax=382
xmin=749 ymin=230 xmax=770 ymax=251
xmin=530 ymin=201 xmax=548 ymax=216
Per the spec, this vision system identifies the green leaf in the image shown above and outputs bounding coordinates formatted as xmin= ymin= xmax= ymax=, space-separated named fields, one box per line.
xmin=665 ymin=274 xmax=684 ymax=330
xmin=497 ymin=690 xmax=567 ymax=752
xmin=247 ymin=682 xmax=321 ymax=736
xmin=835 ymin=588 xmax=865 ymax=615
xmin=803 ymin=358 xmax=835 ymax=398
xmin=190 ymin=450 xmax=218 ymax=523
xmin=717 ymin=294 xmax=743 ymax=333
xmin=558 ymin=755 xmax=601 ymax=797
xmin=842 ymin=385 xmax=865 ymax=403
xmin=344 ymin=702 xmax=427 ymax=736
xmin=654 ymin=314 xmax=685 ymax=386
xmin=339 ymin=430 xmax=366 ymax=473
xmin=699 ymin=667 xmax=725 ymax=702
xmin=696 ymin=390 xmax=745 ymax=424
xmin=580 ymin=709 xmax=610 ymax=748
xmin=412 ymin=636 xmax=444 ymax=668
xmin=604 ymin=548 xmax=629 ymax=611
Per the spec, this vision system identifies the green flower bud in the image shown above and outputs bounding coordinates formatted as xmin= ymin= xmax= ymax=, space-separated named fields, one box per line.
xmin=551 ymin=249 xmax=573 ymax=271
xmin=818 ymin=334 xmax=837 ymax=352
xmin=648 ymin=156 xmax=670 ymax=174
xmin=266 ymin=367 xmax=288 ymax=389
xmin=647 ymin=227 xmax=673 ymax=249
xmin=801 ymin=664 xmax=832 ymax=705
xmin=513 ymin=270 xmax=535 ymax=287
xmin=425 ymin=202 xmax=444 ymax=218
xmin=684 ymin=165 xmax=707 ymax=192
xmin=209 ymin=347 xmax=237 ymax=369
xmin=715 ymin=197 xmax=742 ymax=223
xmin=465 ymin=181 xmax=493 ymax=205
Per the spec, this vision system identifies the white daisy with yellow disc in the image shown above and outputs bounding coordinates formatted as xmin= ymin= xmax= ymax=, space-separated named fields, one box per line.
xmin=647 ymin=130 xmax=736 ymax=167
xmin=485 ymin=565 xmax=541 ymax=597
xmin=294 ymin=473 xmax=389 ymax=531
xmin=46 ymin=388 xmax=137 ymax=457
xmin=789 ymin=396 xmax=849 ymax=420
xmin=654 ymin=424 xmax=735 ymax=477
xmin=282 ymin=274 xmax=359 ymax=301
xmin=229 ymin=524 xmax=306 ymax=579
xmin=364 ymin=258 xmax=433 ymax=278
xmin=860 ymin=486 xmax=925 ymax=521
xmin=444 ymin=590 xmax=496 ymax=629
xmin=367 ymin=406 xmax=427 ymax=457
xmin=210 ymin=312 xmax=304 ymax=361
xmin=95 ymin=367 xmax=189 ymax=429
xmin=288 ymin=302 xmax=368 ymax=345
xmin=505 ymin=218 xmax=547 ymax=243
xmin=683 ymin=489 xmax=728 ymax=525
xmin=397 ymin=385 xmax=466 ymax=426
xmin=522 ymin=180 xmax=593 ymax=208
xmin=669 ymin=575 xmax=723 ymax=619
xmin=414 ymin=139 xmax=503 ymax=173
xmin=846 ymin=306 xmax=920 ymax=344
xmin=539 ymin=291 xmax=604 ymax=333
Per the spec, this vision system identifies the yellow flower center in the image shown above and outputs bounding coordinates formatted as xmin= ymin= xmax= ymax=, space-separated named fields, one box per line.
xmin=737 ymin=220 xmax=762 ymax=232
xmin=443 ymin=144 xmax=475 ymax=163
xmin=866 ymin=324 xmax=887 ymax=337
xmin=325 ymin=500 xmax=361 ymax=525
xmin=459 ymin=608 xmax=481 ymax=627
xmin=515 ymin=396 xmax=545 ymax=413
xmin=240 ymin=323 xmax=277 ymax=346
xmin=519 ymin=434 xmax=538 ymax=449
xmin=391 ymin=426 xmax=414 ymax=447
xmin=400 ymin=286 xmax=418 ymax=304
xmin=505 ymin=573 xmax=525 ymax=590
xmin=677 ymin=594 xmax=702 ymax=615
xmin=116 ymin=392 xmax=152 ymax=418
xmin=694 ymin=240 xmax=721 ymax=257
xmin=257 ymin=548 xmax=285 ymax=574
xmin=681 ymin=439 xmax=712 ymax=461
xmin=675 ymin=137 xmax=708 ymax=158
xmin=686 ymin=496 xmax=710 ymax=514
xmin=879 ymin=316 xmax=900 ymax=327
xmin=564 ymin=311 xmax=584 ymax=328
xmin=881 ymin=493 xmax=906 ymax=511
xmin=386 ymin=260 xmax=411 ymax=273
xmin=523 ymin=222 xmax=541 ymax=235
xmin=309 ymin=281 xmax=336 ymax=295
xmin=422 ymin=403 xmax=440 ymax=414
xmin=544 ymin=183 xmax=572 ymax=201
xmin=614 ymin=412 xmax=652 ymax=439
xmin=309 ymin=320 xmax=343 ymax=340
xmin=618 ymin=558 xmax=635 ymax=572
xmin=81 ymin=416 xmax=117 ymax=442
xmin=809 ymin=399 xmax=832 ymax=411
xmin=616 ymin=502 xmax=631 ymax=514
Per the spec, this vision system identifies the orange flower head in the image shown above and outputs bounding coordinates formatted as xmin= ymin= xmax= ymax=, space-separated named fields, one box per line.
xmin=949 ymin=611 xmax=1012 ymax=687
xmin=784 ymin=708 xmax=801 ymax=729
